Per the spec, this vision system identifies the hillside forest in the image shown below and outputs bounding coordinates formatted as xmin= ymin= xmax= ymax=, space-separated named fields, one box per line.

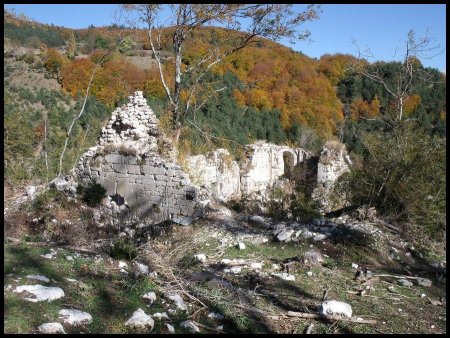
xmin=3 ymin=9 xmax=446 ymax=246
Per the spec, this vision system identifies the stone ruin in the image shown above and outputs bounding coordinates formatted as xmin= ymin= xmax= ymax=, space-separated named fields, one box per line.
xmin=186 ymin=142 xmax=310 ymax=203
xmin=312 ymin=140 xmax=352 ymax=213
xmin=74 ymin=91 xmax=208 ymax=225
xmin=72 ymin=91 xmax=351 ymax=225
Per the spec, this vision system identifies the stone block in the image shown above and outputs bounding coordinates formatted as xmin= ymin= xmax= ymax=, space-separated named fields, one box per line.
xmin=125 ymin=156 xmax=138 ymax=165
xmin=100 ymin=178 xmax=116 ymax=196
xmin=128 ymin=165 xmax=141 ymax=175
xmin=105 ymin=154 xmax=124 ymax=164
xmin=113 ymin=163 xmax=128 ymax=174
xmin=155 ymin=175 xmax=169 ymax=182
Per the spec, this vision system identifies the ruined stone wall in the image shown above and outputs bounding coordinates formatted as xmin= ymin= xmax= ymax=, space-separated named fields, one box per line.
xmin=74 ymin=92 xmax=206 ymax=224
xmin=186 ymin=149 xmax=240 ymax=202
xmin=312 ymin=141 xmax=351 ymax=213
xmin=74 ymin=91 xmax=345 ymax=220
xmin=186 ymin=141 xmax=310 ymax=202
xmin=316 ymin=141 xmax=351 ymax=185
xmin=240 ymin=142 xmax=309 ymax=195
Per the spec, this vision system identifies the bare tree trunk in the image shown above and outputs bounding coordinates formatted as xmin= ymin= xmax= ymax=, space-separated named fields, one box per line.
xmin=56 ymin=36 xmax=122 ymax=178
xmin=57 ymin=67 xmax=98 ymax=178
xmin=44 ymin=116 xmax=49 ymax=183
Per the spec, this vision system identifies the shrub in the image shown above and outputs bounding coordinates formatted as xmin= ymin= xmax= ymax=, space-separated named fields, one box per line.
xmin=110 ymin=238 xmax=137 ymax=261
xmin=77 ymin=181 xmax=107 ymax=207
xmin=344 ymin=121 xmax=446 ymax=244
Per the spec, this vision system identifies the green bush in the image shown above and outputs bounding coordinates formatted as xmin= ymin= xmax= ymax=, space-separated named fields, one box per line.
xmin=343 ymin=120 xmax=446 ymax=244
xmin=110 ymin=238 xmax=137 ymax=261
xmin=77 ymin=181 xmax=107 ymax=207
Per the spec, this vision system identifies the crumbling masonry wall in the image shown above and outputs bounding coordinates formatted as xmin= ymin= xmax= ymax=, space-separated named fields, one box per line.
xmin=74 ymin=92 xmax=206 ymax=224
xmin=186 ymin=141 xmax=311 ymax=202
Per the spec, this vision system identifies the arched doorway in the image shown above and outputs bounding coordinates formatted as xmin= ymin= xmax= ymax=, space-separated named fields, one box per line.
xmin=283 ymin=151 xmax=295 ymax=179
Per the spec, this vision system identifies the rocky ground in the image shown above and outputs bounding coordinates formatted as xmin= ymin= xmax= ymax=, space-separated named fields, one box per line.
xmin=4 ymin=197 xmax=446 ymax=334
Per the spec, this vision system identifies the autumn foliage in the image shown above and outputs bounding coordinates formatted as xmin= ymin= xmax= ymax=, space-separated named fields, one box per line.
xmin=61 ymin=53 xmax=146 ymax=107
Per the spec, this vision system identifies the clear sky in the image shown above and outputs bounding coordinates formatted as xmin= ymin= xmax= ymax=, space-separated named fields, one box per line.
xmin=4 ymin=4 xmax=446 ymax=72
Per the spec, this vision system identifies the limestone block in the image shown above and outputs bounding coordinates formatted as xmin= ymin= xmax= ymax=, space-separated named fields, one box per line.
xmin=113 ymin=163 xmax=128 ymax=174
xmin=128 ymin=165 xmax=141 ymax=175
xmin=125 ymin=156 xmax=138 ymax=165
xmin=155 ymin=174 xmax=169 ymax=182
xmin=100 ymin=178 xmax=116 ymax=196
xmin=116 ymin=181 xmax=129 ymax=196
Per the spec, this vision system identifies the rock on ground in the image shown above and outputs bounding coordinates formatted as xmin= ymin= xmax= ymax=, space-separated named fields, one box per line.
xmin=276 ymin=229 xmax=294 ymax=242
xmin=152 ymin=312 xmax=170 ymax=319
xmin=208 ymin=312 xmax=225 ymax=320
xmin=166 ymin=323 xmax=175 ymax=333
xmin=167 ymin=294 xmax=187 ymax=311
xmin=397 ymin=279 xmax=413 ymax=287
xmin=125 ymin=308 xmax=154 ymax=330
xmin=194 ymin=254 xmax=207 ymax=262
xmin=59 ymin=309 xmax=92 ymax=326
xmin=134 ymin=262 xmax=149 ymax=276
xmin=142 ymin=291 xmax=157 ymax=304
xmin=38 ymin=322 xmax=66 ymax=334
xmin=248 ymin=215 xmax=269 ymax=228
xmin=414 ymin=277 xmax=432 ymax=287
xmin=302 ymin=250 xmax=324 ymax=266
xmin=13 ymin=285 xmax=64 ymax=302
xmin=271 ymin=272 xmax=295 ymax=281
xmin=180 ymin=320 xmax=200 ymax=332
xmin=319 ymin=300 xmax=352 ymax=318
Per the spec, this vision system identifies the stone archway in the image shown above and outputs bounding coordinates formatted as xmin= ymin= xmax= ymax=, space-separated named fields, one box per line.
xmin=283 ymin=151 xmax=295 ymax=179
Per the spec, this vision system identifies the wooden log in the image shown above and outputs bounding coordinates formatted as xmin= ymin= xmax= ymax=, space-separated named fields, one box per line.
xmin=286 ymin=311 xmax=377 ymax=324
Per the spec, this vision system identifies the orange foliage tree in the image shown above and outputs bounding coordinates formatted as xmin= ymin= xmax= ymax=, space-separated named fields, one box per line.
xmin=61 ymin=54 xmax=146 ymax=107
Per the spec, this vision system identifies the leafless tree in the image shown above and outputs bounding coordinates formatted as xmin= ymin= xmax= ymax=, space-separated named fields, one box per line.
xmin=349 ymin=29 xmax=443 ymax=122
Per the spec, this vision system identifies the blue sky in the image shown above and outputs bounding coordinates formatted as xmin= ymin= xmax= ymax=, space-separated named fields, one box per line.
xmin=4 ymin=4 xmax=446 ymax=72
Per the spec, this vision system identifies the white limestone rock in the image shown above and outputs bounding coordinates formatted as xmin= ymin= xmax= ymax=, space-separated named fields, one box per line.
xmin=224 ymin=266 xmax=242 ymax=274
xmin=250 ymin=262 xmax=263 ymax=269
xmin=249 ymin=215 xmax=269 ymax=228
xmin=152 ymin=312 xmax=170 ymax=319
xmin=26 ymin=186 xmax=37 ymax=198
xmin=38 ymin=322 xmax=66 ymax=334
xmin=180 ymin=320 xmax=200 ymax=333
xmin=208 ymin=312 xmax=225 ymax=320
xmin=302 ymin=250 xmax=324 ymax=266
xmin=125 ymin=308 xmax=154 ymax=330
xmin=166 ymin=323 xmax=175 ymax=333
xmin=167 ymin=294 xmax=187 ymax=311
xmin=14 ymin=285 xmax=64 ymax=302
xmin=276 ymin=228 xmax=294 ymax=242
xmin=142 ymin=291 xmax=157 ymax=304
xmin=194 ymin=254 xmax=207 ymax=262
xmin=271 ymin=272 xmax=295 ymax=281
xmin=134 ymin=262 xmax=149 ymax=276
xmin=237 ymin=242 xmax=246 ymax=250
xmin=59 ymin=309 xmax=92 ymax=325
xmin=319 ymin=300 xmax=352 ymax=318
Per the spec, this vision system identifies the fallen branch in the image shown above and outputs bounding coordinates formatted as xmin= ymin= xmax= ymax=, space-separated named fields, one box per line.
xmin=286 ymin=311 xmax=377 ymax=324
xmin=374 ymin=274 xmax=424 ymax=280
xmin=62 ymin=245 xmax=100 ymax=255
xmin=190 ymin=321 xmax=224 ymax=333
